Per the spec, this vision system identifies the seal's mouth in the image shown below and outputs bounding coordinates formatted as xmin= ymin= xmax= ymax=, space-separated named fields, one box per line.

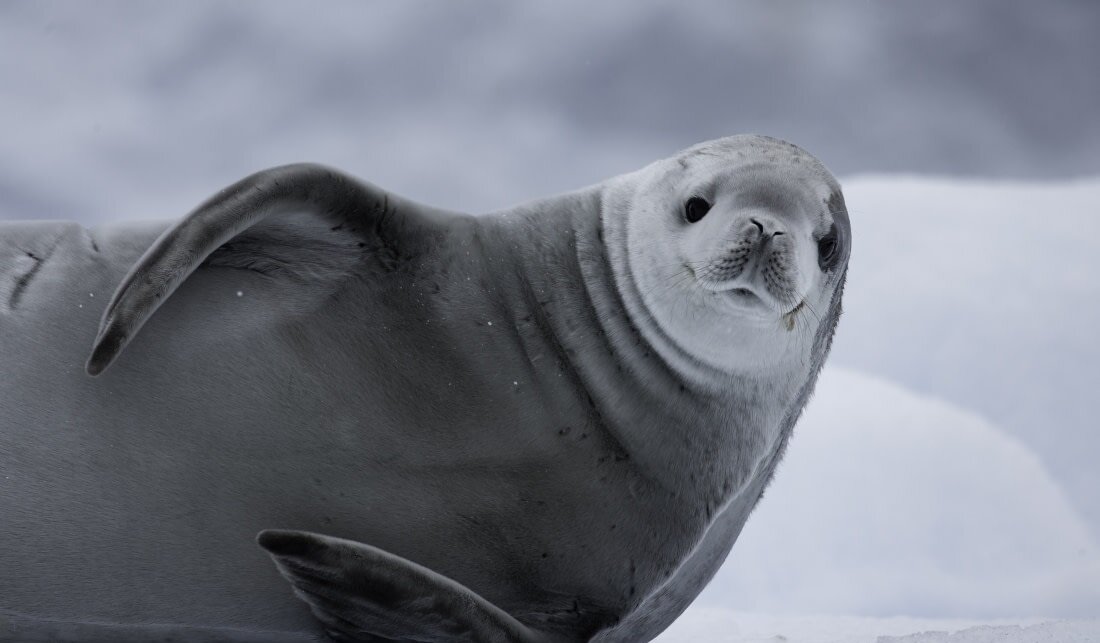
xmin=703 ymin=281 xmax=772 ymax=312
xmin=727 ymin=287 xmax=761 ymax=304
xmin=687 ymin=263 xmax=768 ymax=307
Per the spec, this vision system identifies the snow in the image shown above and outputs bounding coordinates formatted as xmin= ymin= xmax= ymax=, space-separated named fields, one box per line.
xmin=655 ymin=611 xmax=1100 ymax=643
xmin=883 ymin=620 xmax=1100 ymax=643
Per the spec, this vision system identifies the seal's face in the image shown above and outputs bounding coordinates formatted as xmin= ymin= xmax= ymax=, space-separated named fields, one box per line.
xmin=611 ymin=135 xmax=850 ymax=376
xmin=678 ymin=165 xmax=840 ymax=321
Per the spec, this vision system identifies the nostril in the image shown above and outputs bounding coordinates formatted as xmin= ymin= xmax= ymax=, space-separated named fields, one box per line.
xmin=749 ymin=217 xmax=784 ymax=237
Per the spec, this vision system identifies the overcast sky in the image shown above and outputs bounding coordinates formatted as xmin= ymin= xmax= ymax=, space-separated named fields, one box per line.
xmin=2 ymin=0 xmax=1097 ymax=624
xmin=1 ymin=0 xmax=1098 ymax=225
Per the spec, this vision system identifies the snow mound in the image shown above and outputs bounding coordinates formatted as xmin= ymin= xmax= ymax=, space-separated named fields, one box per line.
xmin=696 ymin=367 xmax=1100 ymax=618
xmin=832 ymin=177 xmax=1100 ymax=535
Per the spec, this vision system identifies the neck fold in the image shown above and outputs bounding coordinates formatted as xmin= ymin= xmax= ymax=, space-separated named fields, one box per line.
xmin=481 ymin=187 xmax=796 ymax=506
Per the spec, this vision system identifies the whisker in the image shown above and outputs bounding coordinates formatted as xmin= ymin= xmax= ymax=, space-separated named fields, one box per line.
xmin=639 ymin=265 xmax=696 ymax=302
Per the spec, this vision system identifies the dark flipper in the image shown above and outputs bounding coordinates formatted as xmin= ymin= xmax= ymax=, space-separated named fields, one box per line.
xmin=85 ymin=163 xmax=456 ymax=376
xmin=257 ymin=530 xmax=557 ymax=643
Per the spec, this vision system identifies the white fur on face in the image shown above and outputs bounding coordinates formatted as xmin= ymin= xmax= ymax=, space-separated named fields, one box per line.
xmin=608 ymin=137 xmax=845 ymax=378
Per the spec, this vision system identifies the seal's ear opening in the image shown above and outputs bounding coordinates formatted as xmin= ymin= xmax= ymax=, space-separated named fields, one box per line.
xmin=256 ymin=529 xmax=554 ymax=643
xmin=86 ymin=164 xmax=451 ymax=376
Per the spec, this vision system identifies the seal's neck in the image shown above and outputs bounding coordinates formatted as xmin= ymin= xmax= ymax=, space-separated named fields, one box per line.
xmin=484 ymin=187 xmax=804 ymax=503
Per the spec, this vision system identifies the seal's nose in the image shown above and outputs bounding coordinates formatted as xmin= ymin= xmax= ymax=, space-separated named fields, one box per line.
xmin=748 ymin=216 xmax=785 ymax=239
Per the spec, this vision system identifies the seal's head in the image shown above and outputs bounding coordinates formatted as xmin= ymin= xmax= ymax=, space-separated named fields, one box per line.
xmin=603 ymin=135 xmax=851 ymax=378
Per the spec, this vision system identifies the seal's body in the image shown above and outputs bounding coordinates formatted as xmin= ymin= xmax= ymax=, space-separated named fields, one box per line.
xmin=0 ymin=136 xmax=850 ymax=642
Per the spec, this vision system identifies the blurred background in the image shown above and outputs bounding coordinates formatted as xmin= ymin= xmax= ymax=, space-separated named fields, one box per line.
xmin=2 ymin=0 xmax=1098 ymax=633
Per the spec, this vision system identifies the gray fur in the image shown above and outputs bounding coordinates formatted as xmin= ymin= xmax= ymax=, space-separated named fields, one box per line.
xmin=0 ymin=135 xmax=849 ymax=642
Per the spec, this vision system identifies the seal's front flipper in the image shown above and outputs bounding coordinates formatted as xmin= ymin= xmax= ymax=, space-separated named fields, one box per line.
xmin=257 ymin=529 xmax=554 ymax=643
xmin=85 ymin=164 xmax=458 ymax=376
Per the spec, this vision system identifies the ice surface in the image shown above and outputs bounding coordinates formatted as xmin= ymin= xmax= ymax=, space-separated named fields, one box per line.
xmin=881 ymin=619 xmax=1100 ymax=643
xmin=655 ymin=611 xmax=1100 ymax=643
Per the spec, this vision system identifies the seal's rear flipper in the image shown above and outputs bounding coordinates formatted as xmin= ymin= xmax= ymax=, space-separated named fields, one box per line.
xmin=257 ymin=529 xmax=554 ymax=643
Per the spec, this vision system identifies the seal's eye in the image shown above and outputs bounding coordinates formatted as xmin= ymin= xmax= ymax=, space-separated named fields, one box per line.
xmin=817 ymin=224 xmax=840 ymax=271
xmin=684 ymin=197 xmax=711 ymax=224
